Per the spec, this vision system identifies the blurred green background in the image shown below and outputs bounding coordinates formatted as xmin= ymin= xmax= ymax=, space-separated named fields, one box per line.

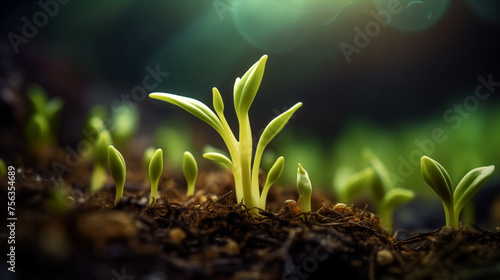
xmin=1 ymin=0 xmax=500 ymax=228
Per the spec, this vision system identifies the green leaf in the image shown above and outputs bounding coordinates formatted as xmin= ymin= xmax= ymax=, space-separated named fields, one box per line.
xmin=148 ymin=148 xmax=163 ymax=205
xmin=259 ymin=156 xmax=284 ymax=209
xmin=256 ymin=102 xmax=302 ymax=152
xmin=338 ymin=167 xmax=374 ymax=203
xmin=25 ymin=113 xmax=50 ymax=146
xmin=381 ymin=188 xmax=415 ymax=211
xmin=183 ymin=151 xmax=198 ymax=197
xmin=111 ymin=104 xmax=139 ymax=148
xmin=234 ymin=64 xmax=257 ymax=114
xmin=149 ymin=92 xmax=223 ymax=133
xmin=45 ymin=97 xmax=64 ymax=123
xmin=420 ymin=156 xmax=453 ymax=207
xmin=364 ymin=149 xmax=392 ymax=203
xmin=143 ymin=146 xmax=156 ymax=177
xmin=234 ymin=55 xmax=268 ymax=116
xmin=203 ymin=152 xmax=233 ymax=169
xmin=149 ymin=149 xmax=163 ymax=184
xmin=379 ymin=187 xmax=415 ymax=231
xmin=212 ymin=87 xmax=225 ymax=117
xmin=108 ymin=145 xmax=126 ymax=205
xmin=454 ymin=165 xmax=494 ymax=215
xmin=95 ymin=130 xmax=113 ymax=168
xmin=26 ymin=84 xmax=48 ymax=114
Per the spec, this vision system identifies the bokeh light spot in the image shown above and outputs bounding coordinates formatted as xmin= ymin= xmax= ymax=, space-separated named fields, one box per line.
xmin=374 ymin=0 xmax=449 ymax=32
xmin=232 ymin=0 xmax=309 ymax=53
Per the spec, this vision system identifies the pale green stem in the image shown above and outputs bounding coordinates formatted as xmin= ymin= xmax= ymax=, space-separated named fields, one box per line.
xmin=215 ymin=113 xmax=242 ymax=203
xmin=379 ymin=207 xmax=393 ymax=232
xmin=238 ymin=114 xmax=257 ymax=210
xmin=149 ymin=179 xmax=158 ymax=206
xmin=251 ymin=145 xmax=265 ymax=205
xmin=186 ymin=180 xmax=195 ymax=197
xmin=301 ymin=196 xmax=311 ymax=214
xmin=259 ymin=181 xmax=272 ymax=210
xmin=443 ymin=202 xmax=457 ymax=228
xmin=115 ymin=183 xmax=124 ymax=206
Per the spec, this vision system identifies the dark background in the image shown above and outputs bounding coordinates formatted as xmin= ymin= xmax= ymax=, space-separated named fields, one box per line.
xmin=1 ymin=0 xmax=500 ymax=228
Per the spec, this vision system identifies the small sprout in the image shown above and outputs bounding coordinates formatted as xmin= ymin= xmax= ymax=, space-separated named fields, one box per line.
xmin=0 ymin=158 xmax=6 ymax=178
xmin=25 ymin=113 xmax=51 ymax=148
xmin=335 ymin=166 xmax=374 ymax=204
xmin=379 ymin=188 xmax=415 ymax=230
xmin=142 ymin=146 xmax=156 ymax=184
xmin=84 ymin=104 xmax=108 ymax=127
xmin=259 ymin=156 xmax=284 ymax=210
xmin=46 ymin=184 xmax=71 ymax=215
xmin=363 ymin=150 xmax=415 ymax=231
xmin=297 ymin=163 xmax=312 ymax=214
xmin=421 ymin=156 xmax=495 ymax=228
xmin=26 ymin=84 xmax=63 ymax=145
xmin=108 ymin=145 xmax=126 ymax=206
xmin=183 ymin=151 xmax=198 ymax=197
xmin=111 ymin=103 xmax=139 ymax=149
xmin=148 ymin=148 xmax=163 ymax=206
xmin=90 ymin=129 xmax=113 ymax=192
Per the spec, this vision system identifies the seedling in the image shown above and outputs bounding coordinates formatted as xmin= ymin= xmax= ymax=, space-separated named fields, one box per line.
xmin=25 ymin=84 xmax=63 ymax=147
xmin=363 ymin=150 xmax=415 ymax=231
xmin=183 ymin=151 xmax=198 ymax=197
xmin=110 ymin=103 xmax=139 ymax=149
xmin=150 ymin=55 xmax=302 ymax=213
xmin=108 ymin=145 xmax=126 ymax=206
xmin=334 ymin=166 xmax=374 ymax=204
xmin=420 ymin=156 xmax=495 ymax=228
xmin=25 ymin=113 xmax=51 ymax=149
xmin=90 ymin=129 xmax=113 ymax=192
xmin=258 ymin=156 xmax=284 ymax=210
xmin=148 ymin=148 xmax=163 ymax=206
xmin=143 ymin=146 xmax=156 ymax=184
xmin=297 ymin=163 xmax=312 ymax=214
xmin=83 ymin=104 xmax=108 ymax=134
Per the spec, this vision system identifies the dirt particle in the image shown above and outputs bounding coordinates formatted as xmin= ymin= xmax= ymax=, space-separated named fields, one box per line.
xmin=376 ymin=249 xmax=394 ymax=266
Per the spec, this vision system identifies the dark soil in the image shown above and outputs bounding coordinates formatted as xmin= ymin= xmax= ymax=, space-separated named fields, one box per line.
xmin=2 ymin=150 xmax=500 ymax=280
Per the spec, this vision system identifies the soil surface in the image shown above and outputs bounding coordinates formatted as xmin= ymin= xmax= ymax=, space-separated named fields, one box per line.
xmin=1 ymin=149 xmax=500 ymax=280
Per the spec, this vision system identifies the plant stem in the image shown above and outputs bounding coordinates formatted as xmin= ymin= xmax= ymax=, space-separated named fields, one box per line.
xmin=239 ymin=114 xmax=257 ymax=211
xmin=149 ymin=179 xmax=158 ymax=206
xmin=115 ymin=184 xmax=124 ymax=206
xmin=443 ymin=202 xmax=457 ymax=228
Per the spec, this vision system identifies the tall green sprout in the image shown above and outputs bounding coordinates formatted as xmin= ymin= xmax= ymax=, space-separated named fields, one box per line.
xmin=150 ymin=55 xmax=301 ymax=213
xmin=183 ymin=151 xmax=198 ymax=197
xmin=148 ymin=148 xmax=163 ymax=206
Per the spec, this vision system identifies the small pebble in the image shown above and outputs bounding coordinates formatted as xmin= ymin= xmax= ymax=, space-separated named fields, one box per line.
xmin=376 ymin=249 xmax=394 ymax=266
